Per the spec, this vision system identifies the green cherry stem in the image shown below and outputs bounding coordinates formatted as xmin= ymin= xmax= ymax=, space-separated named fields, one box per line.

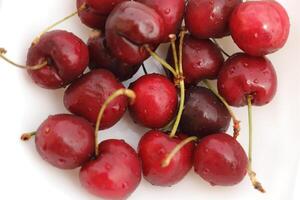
xmin=94 ymin=88 xmax=136 ymax=157
xmin=21 ymin=132 xmax=37 ymax=141
xmin=169 ymin=34 xmax=179 ymax=74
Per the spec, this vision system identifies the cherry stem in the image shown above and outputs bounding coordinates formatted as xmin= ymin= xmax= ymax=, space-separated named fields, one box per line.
xmin=144 ymin=45 xmax=177 ymax=77
xmin=141 ymin=63 xmax=148 ymax=75
xmin=169 ymin=34 xmax=179 ymax=74
xmin=212 ymin=39 xmax=230 ymax=58
xmin=20 ymin=132 xmax=36 ymax=141
xmin=32 ymin=3 xmax=87 ymax=45
xmin=161 ymin=136 xmax=197 ymax=167
xmin=203 ymin=80 xmax=240 ymax=138
xmin=247 ymin=95 xmax=266 ymax=193
xmin=94 ymin=88 xmax=136 ymax=157
xmin=0 ymin=48 xmax=48 ymax=70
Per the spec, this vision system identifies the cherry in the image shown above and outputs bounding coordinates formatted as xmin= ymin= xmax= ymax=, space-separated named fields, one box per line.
xmin=180 ymin=86 xmax=231 ymax=138
xmin=64 ymin=69 xmax=128 ymax=129
xmin=194 ymin=133 xmax=248 ymax=186
xmin=230 ymin=0 xmax=290 ymax=56
xmin=136 ymin=0 xmax=185 ymax=42
xmin=138 ymin=130 xmax=194 ymax=186
xmin=129 ymin=73 xmax=178 ymax=129
xmin=217 ymin=53 xmax=277 ymax=107
xmin=86 ymin=0 xmax=128 ymax=13
xmin=88 ymin=31 xmax=140 ymax=81
xmin=167 ymin=34 xmax=224 ymax=85
xmin=105 ymin=1 xmax=165 ymax=65
xmin=26 ymin=30 xmax=89 ymax=89
xmin=28 ymin=114 xmax=94 ymax=169
xmin=80 ymin=139 xmax=141 ymax=199
xmin=185 ymin=0 xmax=242 ymax=39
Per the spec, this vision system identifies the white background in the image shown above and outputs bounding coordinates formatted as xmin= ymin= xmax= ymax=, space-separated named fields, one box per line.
xmin=0 ymin=0 xmax=299 ymax=199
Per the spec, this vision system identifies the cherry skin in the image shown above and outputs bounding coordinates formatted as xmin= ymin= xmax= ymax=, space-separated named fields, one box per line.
xmin=185 ymin=0 xmax=242 ymax=39
xmin=86 ymin=0 xmax=128 ymax=14
xmin=88 ymin=32 xmax=140 ymax=81
xmin=217 ymin=53 xmax=277 ymax=107
xmin=136 ymin=0 xmax=185 ymax=42
xmin=35 ymin=114 xmax=94 ymax=169
xmin=180 ymin=86 xmax=231 ymax=138
xmin=80 ymin=139 xmax=141 ymax=199
xmin=105 ymin=1 xmax=165 ymax=65
xmin=26 ymin=30 xmax=89 ymax=89
xmin=194 ymin=133 xmax=248 ymax=186
xmin=230 ymin=0 xmax=290 ymax=56
xmin=167 ymin=35 xmax=224 ymax=85
xmin=129 ymin=74 xmax=178 ymax=129
xmin=138 ymin=130 xmax=194 ymax=186
xmin=64 ymin=69 xmax=128 ymax=129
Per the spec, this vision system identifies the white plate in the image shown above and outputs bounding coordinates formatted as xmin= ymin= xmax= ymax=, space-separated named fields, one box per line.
xmin=0 ymin=0 xmax=299 ymax=199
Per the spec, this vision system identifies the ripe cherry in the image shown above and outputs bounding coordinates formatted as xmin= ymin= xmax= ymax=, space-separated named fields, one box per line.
xmin=29 ymin=114 xmax=94 ymax=169
xmin=105 ymin=1 xmax=165 ymax=65
xmin=180 ymin=86 xmax=231 ymax=138
xmin=26 ymin=30 xmax=89 ymax=89
xmin=194 ymin=133 xmax=248 ymax=186
xmin=129 ymin=73 xmax=178 ymax=129
xmin=138 ymin=130 xmax=194 ymax=186
xmin=88 ymin=31 xmax=140 ymax=81
xmin=217 ymin=53 xmax=277 ymax=107
xmin=136 ymin=0 xmax=185 ymax=42
xmin=64 ymin=69 xmax=128 ymax=129
xmin=230 ymin=0 xmax=290 ymax=56
xmin=80 ymin=139 xmax=141 ymax=199
xmin=185 ymin=0 xmax=242 ymax=39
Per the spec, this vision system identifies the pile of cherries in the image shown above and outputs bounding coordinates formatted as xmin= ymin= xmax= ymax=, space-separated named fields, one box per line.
xmin=0 ymin=0 xmax=290 ymax=199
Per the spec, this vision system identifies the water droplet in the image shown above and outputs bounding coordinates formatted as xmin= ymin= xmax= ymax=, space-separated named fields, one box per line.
xmin=254 ymin=33 xmax=259 ymax=38
xmin=197 ymin=59 xmax=204 ymax=66
xmin=159 ymin=148 xmax=165 ymax=155
xmin=45 ymin=127 xmax=50 ymax=134
xmin=210 ymin=13 xmax=216 ymax=21
xmin=243 ymin=63 xmax=249 ymax=67
xmin=122 ymin=182 xmax=128 ymax=189
xmin=203 ymin=168 xmax=210 ymax=174
xmin=254 ymin=79 xmax=259 ymax=84
xmin=204 ymin=148 xmax=209 ymax=153
xmin=246 ymin=80 xmax=251 ymax=85
xmin=105 ymin=163 xmax=112 ymax=170
xmin=164 ymin=8 xmax=171 ymax=14
xmin=230 ymin=163 xmax=237 ymax=170
xmin=58 ymin=158 xmax=66 ymax=164
xmin=220 ymin=84 xmax=225 ymax=89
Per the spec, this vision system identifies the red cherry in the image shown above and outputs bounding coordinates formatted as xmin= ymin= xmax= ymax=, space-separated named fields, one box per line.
xmin=136 ymin=0 xmax=185 ymax=42
xmin=185 ymin=0 xmax=242 ymax=38
xmin=64 ymin=69 xmax=128 ymax=129
xmin=217 ymin=53 xmax=277 ymax=107
xmin=80 ymin=139 xmax=141 ymax=199
xmin=194 ymin=133 xmax=248 ymax=186
xmin=138 ymin=130 xmax=194 ymax=186
xmin=230 ymin=0 xmax=290 ymax=56
xmin=105 ymin=1 xmax=165 ymax=65
xmin=86 ymin=0 xmax=128 ymax=14
xmin=129 ymin=74 xmax=178 ymax=129
xmin=35 ymin=114 xmax=94 ymax=169
xmin=88 ymin=32 xmax=140 ymax=81
xmin=26 ymin=30 xmax=89 ymax=89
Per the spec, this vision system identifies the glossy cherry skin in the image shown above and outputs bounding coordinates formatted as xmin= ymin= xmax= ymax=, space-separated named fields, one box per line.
xmin=26 ymin=30 xmax=89 ymax=89
xmin=105 ymin=1 xmax=165 ymax=65
xmin=185 ymin=0 xmax=242 ymax=39
xmin=217 ymin=53 xmax=277 ymax=107
xmin=230 ymin=1 xmax=290 ymax=56
xmin=64 ymin=69 xmax=127 ymax=129
xmin=88 ymin=32 xmax=140 ymax=81
xmin=136 ymin=0 xmax=185 ymax=42
xmin=167 ymin=35 xmax=224 ymax=85
xmin=35 ymin=114 xmax=94 ymax=169
xmin=86 ymin=0 xmax=128 ymax=13
xmin=80 ymin=139 xmax=141 ymax=199
xmin=129 ymin=74 xmax=178 ymax=129
xmin=194 ymin=133 xmax=248 ymax=186
xmin=138 ymin=130 xmax=194 ymax=186
xmin=180 ymin=86 xmax=231 ymax=138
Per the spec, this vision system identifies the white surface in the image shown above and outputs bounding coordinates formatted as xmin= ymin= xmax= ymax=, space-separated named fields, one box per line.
xmin=0 ymin=0 xmax=299 ymax=199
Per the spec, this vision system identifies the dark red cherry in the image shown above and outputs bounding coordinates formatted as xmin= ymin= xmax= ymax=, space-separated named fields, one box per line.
xmin=35 ymin=114 xmax=94 ymax=169
xmin=64 ymin=69 xmax=128 ymax=129
xmin=105 ymin=1 xmax=165 ymax=65
xmin=167 ymin=35 xmax=224 ymax=85
xmin=136 ymin=0 xmax=185 ymax=42
xmin=185 ymin=0 xmax=242 ymax=38
xmin=80 ymin=139 xmax=141 ymax=199
xmin=180 ymin=86 xmax=231 ymax=138
xmin=138 ymin=130 xmax=194 ymax=186
xmin=86 ymin=0 xmax=128 ymax=14
xmin=217 ymin=53 xmax=277 ymax=107
xmin=194 ymin=133 xmax=248 ymax=186
xmin=26 ymin=30 xmax=89 ymax=89
xmin=230 ymin=0 xmax=290 ymax=56
xmin=88 ymin=32 xmax=140 ymax=81
xmin=129 ymin=74 xmax=178 ymax=129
